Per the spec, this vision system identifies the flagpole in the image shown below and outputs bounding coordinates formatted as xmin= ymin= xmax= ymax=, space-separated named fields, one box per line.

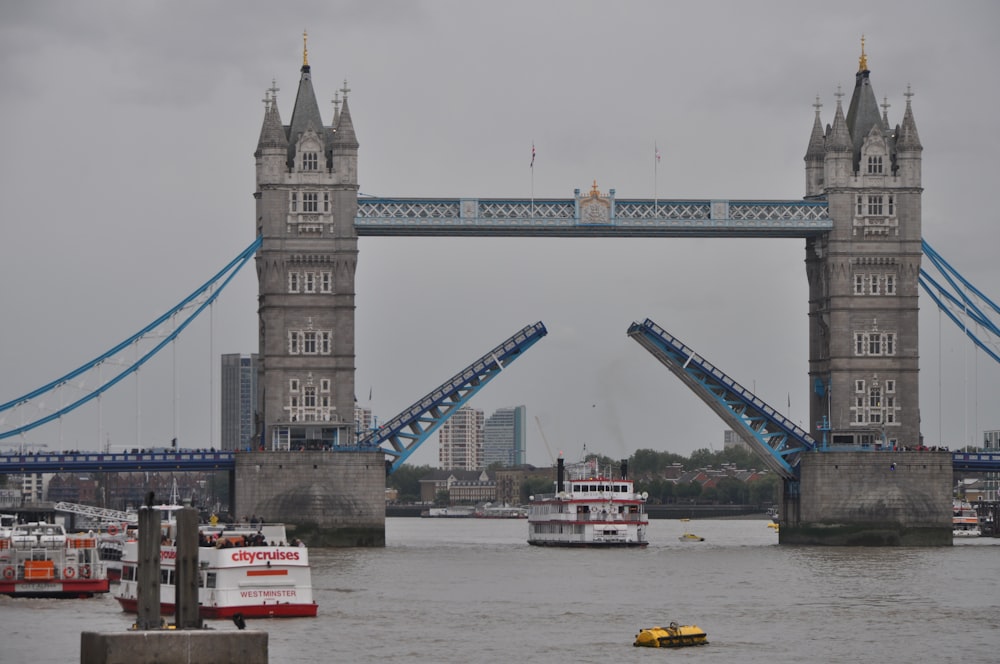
xmin=530 ymin=140 xmax=535 ymax=220
xmin=653 ymin=142 xmax=659 ymax=217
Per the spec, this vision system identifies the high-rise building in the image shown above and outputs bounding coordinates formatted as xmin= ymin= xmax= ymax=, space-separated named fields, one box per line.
xmin=438 ymin=406 xmax=484 ymax=470
xmin=221 ymin=353 xmax=258 ymax=451
xmin=482 ymin=406 xmax=526 ymax=468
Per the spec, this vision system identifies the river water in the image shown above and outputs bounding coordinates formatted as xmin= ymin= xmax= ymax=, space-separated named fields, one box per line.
xmin=3 ymin=517 xmax=998 ymax=663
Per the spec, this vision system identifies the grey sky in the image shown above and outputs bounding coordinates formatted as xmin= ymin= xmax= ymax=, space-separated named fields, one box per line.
xmin=1 ymin=1 xmax=998 ymax=467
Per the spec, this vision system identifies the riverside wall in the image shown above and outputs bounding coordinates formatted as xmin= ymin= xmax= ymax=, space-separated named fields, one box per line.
xmin=235 ymin=450 xmax=385 ymax=547
xmin=780 ymin=451 xmax=953 ymax=546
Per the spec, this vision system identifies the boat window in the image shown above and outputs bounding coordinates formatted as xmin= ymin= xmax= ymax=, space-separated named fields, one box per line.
xmin=206 ymin=572 xmax=217 ymax=589
xmin=160 ymin=568 xmax=173 ymax=586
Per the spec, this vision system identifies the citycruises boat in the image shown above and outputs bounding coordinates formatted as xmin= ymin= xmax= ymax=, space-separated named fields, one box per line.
xmin=114 ymin=521 xmax=317 ymax=619
xmin=0 ymin=520 xmax=110 ymax=598
xmin=953 ymin=501 xmax=981 ymax=538
xmin=527 ymin=456 xmax=648 ymax=547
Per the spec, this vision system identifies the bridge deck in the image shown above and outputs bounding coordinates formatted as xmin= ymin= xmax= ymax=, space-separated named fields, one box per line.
xmin=356 ymin=198 xmax=831 ymax=237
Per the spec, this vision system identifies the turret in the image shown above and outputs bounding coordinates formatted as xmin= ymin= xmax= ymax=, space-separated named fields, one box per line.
xmin=804 ymin=96 xmax=826 ymax=198
xmin=255 ymin=82 xmax=289 ymax=186
xmin=894 ymin=86 xmax=923 ymax=188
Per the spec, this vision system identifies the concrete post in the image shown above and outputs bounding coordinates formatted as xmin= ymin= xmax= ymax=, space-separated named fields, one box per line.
xmin=174 ymin=506 xmax=201 ymax=629
xmin=136 ymin=506 xmax=161 ymax=629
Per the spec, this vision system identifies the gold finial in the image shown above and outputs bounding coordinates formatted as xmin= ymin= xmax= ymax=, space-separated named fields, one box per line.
xmin=303 ymin=30 xmax=309 ymax=67
xmin=590 ymin=180 xmax=601 ymax=197
xmin=858 ymin=35 xmax=868 ymax=72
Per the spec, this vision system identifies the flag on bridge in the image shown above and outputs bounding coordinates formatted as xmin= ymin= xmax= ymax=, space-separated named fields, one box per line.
xmin=530 ymin=142 xmax=535 ymax=168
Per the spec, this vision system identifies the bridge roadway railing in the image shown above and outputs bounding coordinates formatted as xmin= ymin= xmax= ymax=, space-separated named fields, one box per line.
xmin=0 ymin=450 xmax=235 ymax=474
xmin=356 ymin=197 xmax=831 ymax=238
xmin=951 ymin=452 xmax=1000 ymax=472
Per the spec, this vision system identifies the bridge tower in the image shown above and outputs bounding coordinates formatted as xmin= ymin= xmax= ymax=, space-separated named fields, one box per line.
xmin=804 ymin=41 xmax=923 ymax=450
xmin=253 ymin=34 xmax=360 ymax=451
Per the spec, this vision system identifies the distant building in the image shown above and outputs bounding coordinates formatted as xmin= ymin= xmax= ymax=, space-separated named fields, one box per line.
xmin=482 ymin=406 xmax=526 ymax=468
xmin=221 ymin=353 xmax=258 ymax=451
xmin=984 ymin=430 xmax=1000 ymax=451
xmin=723 ymin=429 xmax=750 ymax=452
xmin=354 ymin=404 xmax=374 ymax=437
xmin=419 ymin=469 xmax=495 ymax=504
xmin=438 ymin=407 xmax=483 ymax=471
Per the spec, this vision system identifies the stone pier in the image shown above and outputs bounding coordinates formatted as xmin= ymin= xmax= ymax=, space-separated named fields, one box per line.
xmin=780 ymin=451 xmax=953 ymax=546
xmin=234 ymin=450 xmax=386 ymax=547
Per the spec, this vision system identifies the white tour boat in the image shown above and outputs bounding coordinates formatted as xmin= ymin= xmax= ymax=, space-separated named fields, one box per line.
xmin=0 ymin=520 xmax=110 ymax=598
xmin=953 ymin=501 xmax=981 ymax=538
xmin=528 ymin=457 xmax=649 ymax=547
xmin=114 ymin=521 xmax=317 ymax=619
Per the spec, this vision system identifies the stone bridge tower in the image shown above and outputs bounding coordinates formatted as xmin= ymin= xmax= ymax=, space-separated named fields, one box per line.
xmin=253 ymin=35 xmax=360 ymax=451
xmin=804 ymin=41 xmax=923 ymax=449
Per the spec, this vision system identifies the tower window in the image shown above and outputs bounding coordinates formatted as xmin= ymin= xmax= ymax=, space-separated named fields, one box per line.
xmin=289 ymin=273 xmax=300 ymax=293
xmin=885 ymin=275 xmax=896 ymax=295
xmin=303 ymin=193 xmax=318 ymax=212
xmin=302 ymin=152 xmax=318 ymax=171
xmin=867 ymin=155 xmax=883 ymax=174
xmin=324 ymin=192 xmax=330 ymax=212
xmin=304 ymin=272 xmax=315 ymax=293
xmin=856 ymin=195 xmax=864 ymax=216
xmin=303 ymin=331 xmax=317 ymax=354
xmin=320 ymin=271 xmax=332 ymax=293
xmin=867 ymin=195 xmax=883 ymax=216
xmin=290 ymin=192 xmax=297 ymax=212
xmin=854 ymin=274 xmax=865 ymax=295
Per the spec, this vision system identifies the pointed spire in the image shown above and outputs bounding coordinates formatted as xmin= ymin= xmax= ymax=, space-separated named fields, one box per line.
xmin=256 ymin=80 xmax=288 ymax=154
xmin=805 ymin=95 xmax=826 ymax=160
xmin=827 ymin=89 xmax=851 ymax=152
xmin=286 ymin=43 xmax=326 ymax=166
xmin=845 ymin=40 xmax=883 ymax=168
xmin=334 ymin=94 xmax=359 ymax=150
xmin=897 ymin=85 xmax=922 ymax=151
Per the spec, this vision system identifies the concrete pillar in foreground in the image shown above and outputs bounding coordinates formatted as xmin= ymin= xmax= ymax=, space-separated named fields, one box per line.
xmin=135 ymin=506 xmax=161 ymax=629
xmin=174 ymin=506 xmax=201 ymax=629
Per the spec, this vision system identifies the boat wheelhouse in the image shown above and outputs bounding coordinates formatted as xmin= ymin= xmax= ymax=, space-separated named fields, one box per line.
xmin=528 ymin=457 xmax=648 ymax=547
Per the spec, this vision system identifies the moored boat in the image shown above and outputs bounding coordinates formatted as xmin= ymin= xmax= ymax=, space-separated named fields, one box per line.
xmin=114 ymin=521 xmax=317 ymax=619
xmin=0 ymin=521 xmax=110 ymax=598
xmin=953 ymin=501 xmax=981 ymax=537
xmin=634 ymin=621 xmax=709 ymax=648
xmin=527 ymin=456 xmax=648 ymax=547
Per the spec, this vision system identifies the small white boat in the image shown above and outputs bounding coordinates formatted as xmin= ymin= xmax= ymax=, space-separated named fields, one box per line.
xmin=0 ymin=521 xmax=110 ymax=598
xmin=953 ymin=501 xmax=981 ymax=537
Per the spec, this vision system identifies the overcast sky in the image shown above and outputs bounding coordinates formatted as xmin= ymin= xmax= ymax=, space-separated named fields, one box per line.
xmin=1 ymin=1 xmax=998 ymax=467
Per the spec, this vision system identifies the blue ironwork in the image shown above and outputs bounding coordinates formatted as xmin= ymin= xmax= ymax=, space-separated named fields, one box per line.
xmin=951 ymin=451 xmax=1000 ymax=472
xmin=358 ymin=322 xmax=548 ymax=473
xmin=920 ymin=239 xmax=1000 ymax=366
xmin=0 ymin=449 xmax=235 ymax=474
xmin=0 ymin=237 xmax=262 ymax=441
xmin=356 ymin=196 xmax=831 ymax=237
xmin=627 ymin=318 xmax=816 ymax=479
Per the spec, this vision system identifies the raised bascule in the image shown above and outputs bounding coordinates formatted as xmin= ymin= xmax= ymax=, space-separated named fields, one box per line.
xmin=5 ymin=38 xmax=999 ymax=545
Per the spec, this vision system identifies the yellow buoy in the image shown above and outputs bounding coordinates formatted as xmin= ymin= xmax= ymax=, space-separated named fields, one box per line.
xmin=634 ymin=622 xmax=708 ymax=648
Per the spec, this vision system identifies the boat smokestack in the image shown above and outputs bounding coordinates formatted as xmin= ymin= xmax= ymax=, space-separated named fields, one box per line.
xmin=557 ymin=456 xmax=565 ymax=493
xmin=620 ymin=460 xmax=628 ymax=480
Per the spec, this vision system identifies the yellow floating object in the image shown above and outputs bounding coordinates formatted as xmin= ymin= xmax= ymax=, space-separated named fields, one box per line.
xmin=634 ymin=622 xmax=709 ymax=648
xmin=678 ymin=532 xmax=704 ymax=542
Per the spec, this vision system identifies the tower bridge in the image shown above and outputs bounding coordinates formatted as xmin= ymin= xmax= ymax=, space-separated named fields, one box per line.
xmin=4 ymin=40 xmax=999 ymax=546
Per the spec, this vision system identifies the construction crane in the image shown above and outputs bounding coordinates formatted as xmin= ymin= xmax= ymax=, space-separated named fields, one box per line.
xmin=53 ymin=502 xmax=137 ymax=525
xmin=534 ymin=416 xmax=557 ymax=465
